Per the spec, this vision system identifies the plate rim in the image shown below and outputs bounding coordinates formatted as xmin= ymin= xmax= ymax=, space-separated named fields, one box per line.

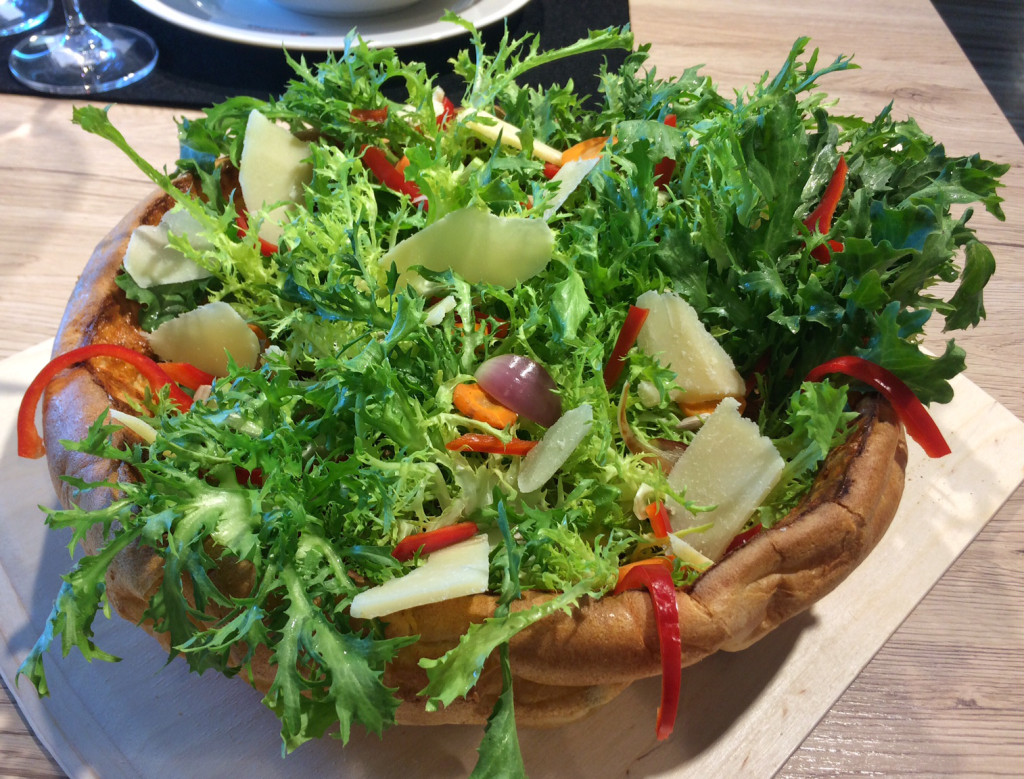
xmin=128 ymin=0 xmax=532 ymax=50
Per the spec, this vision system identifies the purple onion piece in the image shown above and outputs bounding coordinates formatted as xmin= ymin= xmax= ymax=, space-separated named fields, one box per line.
xmin=475 ymin=354 xmax=562 ymax=427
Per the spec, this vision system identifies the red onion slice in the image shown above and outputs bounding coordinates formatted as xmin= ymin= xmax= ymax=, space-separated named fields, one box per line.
xmin=475 ymin=354 xmax=562 ymax=427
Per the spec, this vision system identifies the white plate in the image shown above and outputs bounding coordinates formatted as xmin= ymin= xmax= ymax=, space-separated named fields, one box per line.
xmin=129 ymin=0 xmax=532 ymax=50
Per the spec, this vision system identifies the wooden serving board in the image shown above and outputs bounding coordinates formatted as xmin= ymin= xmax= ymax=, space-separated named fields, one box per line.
xmin=1 ymin=340 xmax=1021 ymax=778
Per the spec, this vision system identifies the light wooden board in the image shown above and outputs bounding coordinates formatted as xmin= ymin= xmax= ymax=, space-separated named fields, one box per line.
xmin=0 ymin=340 xmax=1021 ymax=778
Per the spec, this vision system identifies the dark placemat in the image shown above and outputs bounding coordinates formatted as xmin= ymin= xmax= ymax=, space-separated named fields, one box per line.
xmin=0 ymin=0 xmax=629 ymax=107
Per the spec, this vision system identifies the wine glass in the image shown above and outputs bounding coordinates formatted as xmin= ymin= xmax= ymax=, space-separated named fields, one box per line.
xmin=8 ymin=0 xmax=158 ymax=95
xmin=0 ymin=0 xmax=52 ymax=38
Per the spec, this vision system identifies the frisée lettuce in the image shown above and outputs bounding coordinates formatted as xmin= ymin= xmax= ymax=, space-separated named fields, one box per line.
xmin=17 ymin=17 xmax=1006 ymax=775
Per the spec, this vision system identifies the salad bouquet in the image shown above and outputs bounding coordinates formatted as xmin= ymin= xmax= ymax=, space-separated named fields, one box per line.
xmin=16 ymin=18 xmax=1006 ymax=775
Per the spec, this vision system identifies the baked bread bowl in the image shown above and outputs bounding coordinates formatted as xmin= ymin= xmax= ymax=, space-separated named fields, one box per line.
xmin=38 ymin=171 xmax=907 ymax=727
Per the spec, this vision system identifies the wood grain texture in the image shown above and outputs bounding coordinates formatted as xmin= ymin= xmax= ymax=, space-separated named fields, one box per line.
xmin=0 ymin=0 xmax=1021 ymax=774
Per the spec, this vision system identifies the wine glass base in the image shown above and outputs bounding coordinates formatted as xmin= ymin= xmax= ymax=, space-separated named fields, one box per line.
xmin=8 ymin=22 xmax=158 ymax=95
xmin=0 ymin=0 xmax=53 ymax=38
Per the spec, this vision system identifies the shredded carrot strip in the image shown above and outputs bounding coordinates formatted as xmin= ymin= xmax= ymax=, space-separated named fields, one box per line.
xmin=452 ymin=383 xmax=518 ymax=429
xmin=679 ymin=396 xmax=745 ymax=417
xmin=561 ymin=135 xmax=611 ymax=164
xmin=615 ymin=556 xmax=674 ymax=588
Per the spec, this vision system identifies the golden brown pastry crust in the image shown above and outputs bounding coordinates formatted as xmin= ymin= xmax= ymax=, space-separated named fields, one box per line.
xmin=41 ymin=178 xmax=907 ymax=728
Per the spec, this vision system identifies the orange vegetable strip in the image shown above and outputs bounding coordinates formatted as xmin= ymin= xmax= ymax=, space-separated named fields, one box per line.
xmin=452 ymin=383 xmax=518 ymax=429
xmin=445 ymin=434 xmax=537 ymax=456
xmin=615 ymin=556 xmax=674 ymax=587
xmin=644 ymin=501 xmax=672 ymax=539
xmin=561 ymin=135 xmax=611 ymax=164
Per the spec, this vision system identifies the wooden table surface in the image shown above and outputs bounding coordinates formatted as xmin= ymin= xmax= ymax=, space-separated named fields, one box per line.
xmin=1 ymin=0 xmax=1021 ymax=775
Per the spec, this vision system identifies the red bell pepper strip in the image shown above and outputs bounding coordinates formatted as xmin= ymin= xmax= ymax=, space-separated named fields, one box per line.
xmin=806 ymin=355 xmax=951 ymax=458
xmin=724 ymin=523 xmax=763 ymax=555
xmin=614 ymin=558 xmax=682 ymax=740
xmin=18 ymin=344 xmax=192 ymax=459
xmin=159 ymin=362 xmax=215 ymax=391
xmin=644 ymin=501 xmax=672 ymax=539
xmin=803 ymin=156 xmax=848 ymax=264
xmin=351 ymin=107 xmax=389 ymax=122
xmin=603 ymin=305 xmax=650 ymax=389
xmin=653 ymin=114 xmax=678 ymax=190
xmin=542 ymin=162 xmax=561 ymax=180
xmin=235 ymin=214 xmax=279 ymax=257
xmin=391 ymin=521 xmax=479 ymax=561
xmin=436 ymin=95 xmax=457 ymax=128
xmin=361 ymin=145 xmax=426 ymax=207
xmin=445 ymin=434 xmax=538 ymax=456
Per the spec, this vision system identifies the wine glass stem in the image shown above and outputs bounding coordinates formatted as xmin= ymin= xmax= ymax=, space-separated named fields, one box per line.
xmin=60 ymin=0 xmax=89 ymax=36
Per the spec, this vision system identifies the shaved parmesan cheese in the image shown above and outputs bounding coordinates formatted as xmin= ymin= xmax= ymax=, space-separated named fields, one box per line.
xmin=542 ymin=157 xmax=601 ymax=220
xmin=107 ymin=409 xmax=158 ymax=445
xmin=463 ymin=108 xmax=563 ymax=165
xmin=664 ymin=397 xmax=784 ymax=560
xmin=349 ymin=534 xmax=490 ymax=620
xmin=148 ymin=301 xmax=260 ymax=377
xmin=123 ymin=209 xmax=214 ymax=288
xmin=424 ymin=295 xmax=456 ymax=327
xmin=518 ymin=403 xmax=593 ymax=494
xmin=382 ymin=207 xmax=554 ymax=289
xmin=667 ymin=533 xmax=713 ymax=570
xmin=636 ymin=290 xmax=746 ymax=405
xmin=237 ymin=109 xmax=313 ymax=245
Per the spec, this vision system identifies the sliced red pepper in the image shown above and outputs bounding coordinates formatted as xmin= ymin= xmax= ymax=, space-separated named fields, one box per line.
xmin=235 ymin=214 xmax=279 ymax=257
xmin=653 ymin=114 xmax=678 ymax=190
xmin=542 ymin=162 xmax=561 ymax=180
xmin=614 ymin=559 xmax=681 ymax=740
xmin=361 ymin=145 xmax=426 ymax=207
xmin=391 ymin=521 xmax=479 ymax=561
xmin=806 ymin=355 xmax=951 ymax=457
xmin=159 ymin=362 xmax=215 ymax=391
xmin=18 ymin=344 xmax=192 ymax=459
xmin=603 ymin=305 xmax=650 ymax=389
xmin=724 ymin=523 xmax=763 ymax=555
xmin=445 ymin=434 xmax=538 ymax=456
xmin=436 ymin=95 xmax=457 ymax=129
xmin=803 ymin=156 xmax=848 ymax=264
xmin=644 ymin=501 xmax=672 ymax=539
xmin=351 ymin=107 xmax=389 ymax=122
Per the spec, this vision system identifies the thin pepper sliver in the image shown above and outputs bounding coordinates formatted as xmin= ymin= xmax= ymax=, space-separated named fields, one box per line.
xmin=391 ymin=521 xmax=479 ymax=561
xmin=803 ymin=156 xmax=848 ymax=264
xmin=17 ymin=344 xmax=192 ymax=459
xmin=806 ymin=354 xmax=950 ymax=457
xmin=614 ymin=559 xmax=682 ymax=740
xmin=603 ymin=305 xmax=650 ymax=389
xmin=445 ymin=433 xmax=537 ymax=456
